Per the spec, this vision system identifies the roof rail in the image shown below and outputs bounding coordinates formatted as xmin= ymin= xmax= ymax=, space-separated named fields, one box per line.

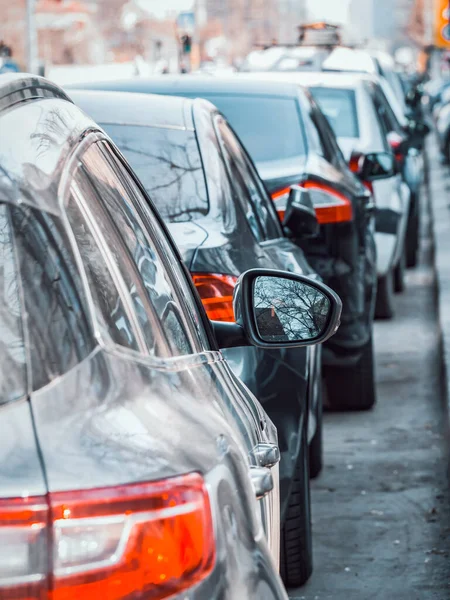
xmin=0 ymin=73 xmax=72 ymax=112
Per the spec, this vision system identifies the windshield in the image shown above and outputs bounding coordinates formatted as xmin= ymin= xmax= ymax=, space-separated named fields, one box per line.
xmin=203 ymin=95 xmax=306 ymax=163
xmin=310 ymin=87 xmax=360 ymax=138
xmin=100 ymin=124 xmax=208 ymax=223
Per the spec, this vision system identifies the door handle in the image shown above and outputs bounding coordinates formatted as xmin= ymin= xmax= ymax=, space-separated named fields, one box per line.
xmin=250 ymin=466 xmax=274 ymax=500
xmin=254 ymin=443 xmax=280 ymax=469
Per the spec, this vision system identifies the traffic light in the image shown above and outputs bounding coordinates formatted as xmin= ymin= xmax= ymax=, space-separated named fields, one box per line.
xmin=181 ymin=34 xmax=192 ymax=54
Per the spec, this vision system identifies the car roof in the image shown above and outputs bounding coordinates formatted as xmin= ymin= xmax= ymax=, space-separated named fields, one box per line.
xmin=68 ymin=89 xmax=195 ymax=130
xmin=238 ymin=70 xmax=377 ymax=90
xmin=68 ymin=75 xmax=304 ymax=100
xmin=0 ymin=74 xmax=99 ymax=215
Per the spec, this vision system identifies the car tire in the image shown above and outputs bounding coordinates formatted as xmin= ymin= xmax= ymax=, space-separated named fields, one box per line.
xmin=394 ymin=247 xmax=406 ymax=293
xmin=324 ymin=337 xmax=376 ymax=411
xmin=280 ymin=432 xmax=313 ymax=588
xmin=375 ymin=270 xmax=395 ymax=319
xmin=406 ymin=208 xmax=419 ymax=268
xmin=309 ymin=378 xmax=323 ymax=479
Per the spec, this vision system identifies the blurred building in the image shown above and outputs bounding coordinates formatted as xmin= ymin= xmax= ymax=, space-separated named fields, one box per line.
xmin=203 ymin=0 xmax=306 ymax=59
xmin=346 ymin=0 xmax=427 ymax=51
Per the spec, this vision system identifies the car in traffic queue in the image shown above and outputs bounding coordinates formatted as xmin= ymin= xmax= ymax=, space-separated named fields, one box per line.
xmin=0 ymin=74 xmax=341 ymax=599
xmin=238 ymin=37 xmax=427 ymax=269
xmin=69 ymin=77 xmax=386 ymax=414
xmin=70 ymin=87 xmax=332 ymax=587
xmin=274 ymin=71 xmax=410 ymax=319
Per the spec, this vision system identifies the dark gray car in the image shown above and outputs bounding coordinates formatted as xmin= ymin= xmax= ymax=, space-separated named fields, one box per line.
xmin=0 ymin=75 xmax=341 ymax=599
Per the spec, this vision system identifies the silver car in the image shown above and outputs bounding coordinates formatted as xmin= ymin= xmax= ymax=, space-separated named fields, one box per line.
xmin=0 ymin=74 xmax=341 ymax=599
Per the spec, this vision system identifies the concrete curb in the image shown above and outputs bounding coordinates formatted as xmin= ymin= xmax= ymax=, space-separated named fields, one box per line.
xmin=427 ymin=136 xmax=450 ymax=412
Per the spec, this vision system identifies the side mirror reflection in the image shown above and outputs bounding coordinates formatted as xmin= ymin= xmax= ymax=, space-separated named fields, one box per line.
xmin=254 ymin=275 xmax=331 ymax=343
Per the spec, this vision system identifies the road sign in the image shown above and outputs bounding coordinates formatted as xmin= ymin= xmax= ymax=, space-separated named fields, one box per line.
xmin=176 ymin=11 xmax=195 ymax=34
xmin=435 ymin=0 xmax=450 ymax=48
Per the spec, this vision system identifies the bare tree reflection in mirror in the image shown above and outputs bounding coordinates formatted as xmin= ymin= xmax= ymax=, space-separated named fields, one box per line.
xmin=254 ymin=276 xmax=331 ymax=343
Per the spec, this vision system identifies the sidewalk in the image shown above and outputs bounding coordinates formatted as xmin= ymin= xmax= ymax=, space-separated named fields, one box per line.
xmin=427 ymin=135 xmax=450 ymax=416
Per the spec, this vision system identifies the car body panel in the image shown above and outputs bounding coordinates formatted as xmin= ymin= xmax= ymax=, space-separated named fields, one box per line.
xmin=0 ymin=75 xmax=288 ymax=599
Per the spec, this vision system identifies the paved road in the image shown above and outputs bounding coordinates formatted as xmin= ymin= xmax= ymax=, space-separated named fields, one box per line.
xmin=290 ymin=183 xmax=450 ymax=599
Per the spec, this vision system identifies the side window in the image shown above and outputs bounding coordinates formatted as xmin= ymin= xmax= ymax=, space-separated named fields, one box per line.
xmin=298 ymin=93 xmax=326 ymax=157
xmin=0 ymin=203 xmax=27 ymax=403
xmin=215 ymin=116 xmax=265 ymax=242
xmin=11 ymin=204 xmax=94 ymax=391
xmin=82 ymin=142 xmax=200 ymax=356
xmin=67 ymin=180 xmax=142 ymax=352
xmin=309 ymin=99 xmax=348 ymax=170
xmin=216 ymin=118 xmax=281 ymax=240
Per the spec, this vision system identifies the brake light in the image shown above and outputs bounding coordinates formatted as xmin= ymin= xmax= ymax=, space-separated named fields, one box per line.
xmin=192 ymin=273 xmax=238 ymax=322
xmin=387 ymin=131 xmax=405 ymax=163
xmin=302 ymin=181 xmax=353 ymax=224
xmin=0 ymin=496 xmax=49 ymax=600
xmin=0 ymin=473 xmax=214 ymax=600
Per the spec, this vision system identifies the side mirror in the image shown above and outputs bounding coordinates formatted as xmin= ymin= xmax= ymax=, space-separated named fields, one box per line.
xmin=283 ymin=185 xmax=319 ymax=238
xmin=351 ymin=151 xmax=395 ymax=182
xmin=231 ymin=269 xmax=342 ymax=349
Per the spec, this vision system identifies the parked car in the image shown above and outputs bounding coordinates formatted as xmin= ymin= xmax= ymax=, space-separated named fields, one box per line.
xmin=70 ymin=88 xmax=334 ymax=586
xmin=436 ymin=100 xmax=450 ymax=162
xmin=280 ymin=71 xmax=410 ymax=319
xmin=69 ymin=77 xmax=382 ymax=413
xmin=0 ymin=74 xmax=341 ymax=599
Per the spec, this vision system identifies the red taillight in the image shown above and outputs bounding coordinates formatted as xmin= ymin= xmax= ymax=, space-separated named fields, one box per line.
xmin=302 ymin=181 xmax=353 ymax=224
xmin=0 ymin=496 xmax=49 ymax=600
xmin=271 ymin=187 xmax=291 ymax=222
xmin=271 ymin=182 xmax=352 ymax=224
xmin=192 ymin=273 xmax=238 ymax=322
xmin=0 ymin=473 xmax=215 ymax=600
xmin=387 ymin=131 xmax=405 ymax=163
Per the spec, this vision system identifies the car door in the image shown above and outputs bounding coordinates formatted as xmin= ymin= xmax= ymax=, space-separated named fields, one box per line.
xmin=79 ymin=137 xmax=282 ymax=552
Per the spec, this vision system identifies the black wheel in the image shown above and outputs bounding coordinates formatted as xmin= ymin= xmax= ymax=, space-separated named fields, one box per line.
xmin=394 ymin=246 xmax=406 ymax=293
xmin=324 ymin=337 xmax=376 ymax=411
xmin=375 ymin=270 xmax=395 ymax=319
xmin=280 ymin=431 xmax=313 ymax=588
xmin=309 ymin=377 xmax=323 ymax=479
xmin=406 ymin=208 xmax=419 ymax=268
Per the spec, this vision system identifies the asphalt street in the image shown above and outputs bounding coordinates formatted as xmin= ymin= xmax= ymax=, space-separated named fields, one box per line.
xmin=290 ymin=176 xmax=450 ymax=599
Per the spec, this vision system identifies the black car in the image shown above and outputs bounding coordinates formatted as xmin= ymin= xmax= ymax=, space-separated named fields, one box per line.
xmin=69 ymin=77 xmax=382 ymax=413
xmin=70 ymin=88 xmax=336 ymax=586
xmin=0 ymin=74 xmax=342 ymax=599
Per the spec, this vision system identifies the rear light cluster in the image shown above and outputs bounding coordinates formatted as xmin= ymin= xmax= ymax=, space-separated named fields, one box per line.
xmin=0 ymin=473 xmax=215 ymax=600
xmin=271 ymin=181 xmax=353 ymax=225
xmin=192 ymin=273 xmax=238 ymax=322
xmin=387 ymin=131 xmax=406 ymax=164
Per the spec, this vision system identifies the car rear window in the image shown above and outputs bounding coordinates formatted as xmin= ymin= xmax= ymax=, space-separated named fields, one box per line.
xmin=310 ymin=87 xmax=360 ymax=138
xmin=100 ymin=124 xmax=208 ymax=223
xmin=201 ymin=95 xmax=306 ymax=163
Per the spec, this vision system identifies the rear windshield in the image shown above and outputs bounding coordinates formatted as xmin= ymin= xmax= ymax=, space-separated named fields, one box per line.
xmin=201 ymin=95 xmax=306 ymax=163
xmin=311 ymin=87 xmax=360 ymax=138
xmin=100 ymin=124 xmax=208 ymax=223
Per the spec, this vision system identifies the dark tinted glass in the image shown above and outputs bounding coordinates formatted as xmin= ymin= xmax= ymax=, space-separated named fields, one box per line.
xmin=311 ymin=88 xmax=360 ymax=138
xmin=101 ymin=124 xmax=208 ymax=223
xmin=0 ymin=204 xmax=27 ymax=403
xmin=203 ymin=95 xmax=306 ymax=163
xmin=11 ymin=205 xmax=94 ymax=391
